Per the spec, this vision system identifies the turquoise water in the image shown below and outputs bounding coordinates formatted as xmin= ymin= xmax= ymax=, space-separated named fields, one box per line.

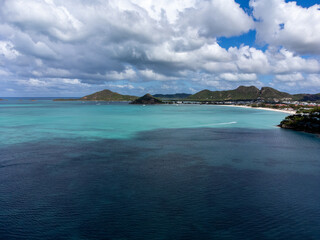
xmin=0 ymin=100 xmax=287 ymax=145
xmin=1 ymin=99 xmax=320 ymax=239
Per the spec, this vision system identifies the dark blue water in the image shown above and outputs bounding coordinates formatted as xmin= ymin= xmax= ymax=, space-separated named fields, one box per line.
xmin=1 ymin=127 xmax=320 ymax=239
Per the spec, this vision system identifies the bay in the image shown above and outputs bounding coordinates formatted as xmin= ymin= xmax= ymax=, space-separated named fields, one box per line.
xmin=0 ymin=99 xmax=319 ymax=239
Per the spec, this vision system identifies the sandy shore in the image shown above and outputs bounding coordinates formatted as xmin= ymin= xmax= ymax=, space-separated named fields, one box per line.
xmin=220 ymin=105 xmax=296 ymax=114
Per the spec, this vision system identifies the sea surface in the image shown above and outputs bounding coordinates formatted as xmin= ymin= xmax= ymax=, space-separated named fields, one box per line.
xmin=0 ymin=99 xmax=319 ymax=239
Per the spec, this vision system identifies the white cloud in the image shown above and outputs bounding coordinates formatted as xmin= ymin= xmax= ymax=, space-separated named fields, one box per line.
xmin=2 ymin=0 xmax=84 ymax=42
xmin=251 ymin=0 xmax=320 ymax=54
xmin=219 ymin=73 xmax=257 ymax=81
xmin=107 ymin=84 xmax=135 ymax=90
xmin=275 ymin=73 xmax=304 ymax=82
xmin=0 ymin=41 xmax=20 ymax=60
xmin=129 ymin=0 xmax=197 ymax=23
xmin=0 ymin=0 xmax=320 ymax=95
xmin=19 ymin=78 xmax=89 ymax=88
xmin=106 ymin=67 xmax=137 ymax=81
xmin=179 ymin=0 xmax=254 ymax=38
xmin=229 ymin=46 xmax=270 ymax=74
xmin=267 ymin=48 xmax=320 ymax=74
xmin=139 ymin=69 xmax=179 ymax=81
xmin=28 ymin=78 xmax=49 ymax=87
xmin=272 ymin=73 xmax=320 ymax=93
xmin=301 ymin=74 xmax=320 ymax=88
xmin=0 ymin=69 xmax=11 ymax=76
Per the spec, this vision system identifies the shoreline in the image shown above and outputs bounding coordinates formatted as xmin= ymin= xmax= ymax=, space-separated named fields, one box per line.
xmin=219 ymin=105 xmax=296 ymax=114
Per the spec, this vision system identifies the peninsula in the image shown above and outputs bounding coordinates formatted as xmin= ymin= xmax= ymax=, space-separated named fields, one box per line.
xmin=279 ymin=107 xmax=320 ymax=134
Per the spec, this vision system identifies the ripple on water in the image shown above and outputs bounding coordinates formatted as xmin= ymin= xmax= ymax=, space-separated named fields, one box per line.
xmin=0 ymin=127 xmax=319 ymax=239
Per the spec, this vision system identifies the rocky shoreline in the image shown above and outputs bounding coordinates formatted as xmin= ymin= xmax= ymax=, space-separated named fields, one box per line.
xmin=279 ymin=108 xmax=320 ymax=134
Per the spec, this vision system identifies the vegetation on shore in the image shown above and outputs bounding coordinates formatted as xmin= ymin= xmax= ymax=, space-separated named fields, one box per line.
xmin=130 ymin=94 xmax=163 ymax=104
xmin=292 ymin=93 xmax=320 ymax=102
xmin=54 ymin=89 xmax=137 ymax=101
xmin=250 ymin=103 xmax=313 ymax=111
xmin=80 ymin=89 xmax=137 ymax=101
xmin=52 ymin=86 xmax=320 ymax=106
xmin=154 ymin=93 xmax=191 ymax=99
xmin=187 ymin=86 xmax=261 ymax=101
xmin=186 ymin=86 xmax=306 ymax=102
xmin=279 ymin=107 xmax=320 ymax=134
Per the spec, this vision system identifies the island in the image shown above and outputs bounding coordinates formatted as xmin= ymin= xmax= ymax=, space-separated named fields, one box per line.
xmin=53 ymin=89 xmax=137 ymax=102
xmin=130 ymin=94 xmax=163 ymax=104
xmin=279 ymin=107 xmax=320 ymax=134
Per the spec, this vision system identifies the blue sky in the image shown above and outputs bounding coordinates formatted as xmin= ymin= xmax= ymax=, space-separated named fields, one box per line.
xmin=0 ymin=0 xmax=320 ymax=97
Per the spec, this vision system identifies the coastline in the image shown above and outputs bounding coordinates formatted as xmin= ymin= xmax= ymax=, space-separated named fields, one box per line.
xmin=219 ymin=104 xmax=296 ymax=114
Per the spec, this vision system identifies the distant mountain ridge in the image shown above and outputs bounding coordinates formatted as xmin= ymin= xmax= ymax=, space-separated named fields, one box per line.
xmin=187 ymin=86 xmax=319 ymax=102
xmin=292 ymin=93 xmax=320 ymax=102
xmin=53 ymin=87 xmax=320 ymax=102
xmin=153 ymin=93 xmax=191 ymax=99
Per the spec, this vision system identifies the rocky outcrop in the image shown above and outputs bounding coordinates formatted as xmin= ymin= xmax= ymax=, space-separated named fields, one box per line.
xmin=130 ymin=94 xmax=163 ymax=104
xmin=279 ymin=110 xmax=320 ymax=134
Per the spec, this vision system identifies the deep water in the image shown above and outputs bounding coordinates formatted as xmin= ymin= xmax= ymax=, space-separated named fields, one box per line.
xmin=0 ymin=100 xmax=319 ymax=239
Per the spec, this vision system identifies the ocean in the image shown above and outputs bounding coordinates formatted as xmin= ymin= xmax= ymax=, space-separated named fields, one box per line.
xmin=0 ymin=99 xmax=319 ymax=239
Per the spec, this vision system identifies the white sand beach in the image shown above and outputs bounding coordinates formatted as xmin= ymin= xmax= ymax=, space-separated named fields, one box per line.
xmin=220 ymin=105 xmax=296 ymax=114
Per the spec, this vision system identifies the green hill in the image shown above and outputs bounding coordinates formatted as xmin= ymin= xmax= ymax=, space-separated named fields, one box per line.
xmin=53 ymin=87 xmax=320 ymax=103
xmin=130 ymin=94 xmax=163 ymax=104
xmin=259 ymin=87 xmax=291 ymax=101
xmin=292 ymin=93 xmax=320 ymax=102
xmin=153 ymin=93 xmax=191 ymax=99
xmin=187 ymin=86 xmax=260 ymax=101
xmin=81 ymin=89 xmax=137 ymax=101
xmin=187 ymin=86 xmax=297 ymax=102
xmin=54 ymin=89 xmax=138 ymax=101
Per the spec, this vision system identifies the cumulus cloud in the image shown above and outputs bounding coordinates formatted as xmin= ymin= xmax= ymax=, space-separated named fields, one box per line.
xmin=275 ymin=73 xmax=304 ymax=82
xmin=251 ymin=0 xmax=320 ymax=54
xmin=272 ymin=73 xmax=320 ymax=93
xmin=139 ymin=69 xmax=179 ymax=81
xmin=0 ymin=0 xmax=320 ymax=96
xmin=2 ymin=0 xmax=84 ymax=42
xmin=106 ymin=67 xmax=137 ymax=81
xmin=178 ymin=0 xmax=254 ymax=38
xmin=0 ymin=41 xmax=20 ymax=60
xmin=303 ymin=74 xmax=320 ymax=88
xmin=219 ymin=73 xmax=257 ymax=81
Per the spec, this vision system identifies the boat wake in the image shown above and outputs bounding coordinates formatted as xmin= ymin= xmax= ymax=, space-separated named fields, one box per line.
xmin=195 ymin=121 xmax=237 ymax=127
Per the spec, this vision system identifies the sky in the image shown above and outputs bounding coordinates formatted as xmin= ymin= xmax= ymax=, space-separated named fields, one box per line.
xmin=0 ymin=0 xmax=320 ymax=97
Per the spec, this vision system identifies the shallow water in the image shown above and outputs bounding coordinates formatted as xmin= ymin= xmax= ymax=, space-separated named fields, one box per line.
xmin=0 ymin=100 xmax=286 ymax=145
xmin=0 ymin=100 xmax=319 ymax=239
